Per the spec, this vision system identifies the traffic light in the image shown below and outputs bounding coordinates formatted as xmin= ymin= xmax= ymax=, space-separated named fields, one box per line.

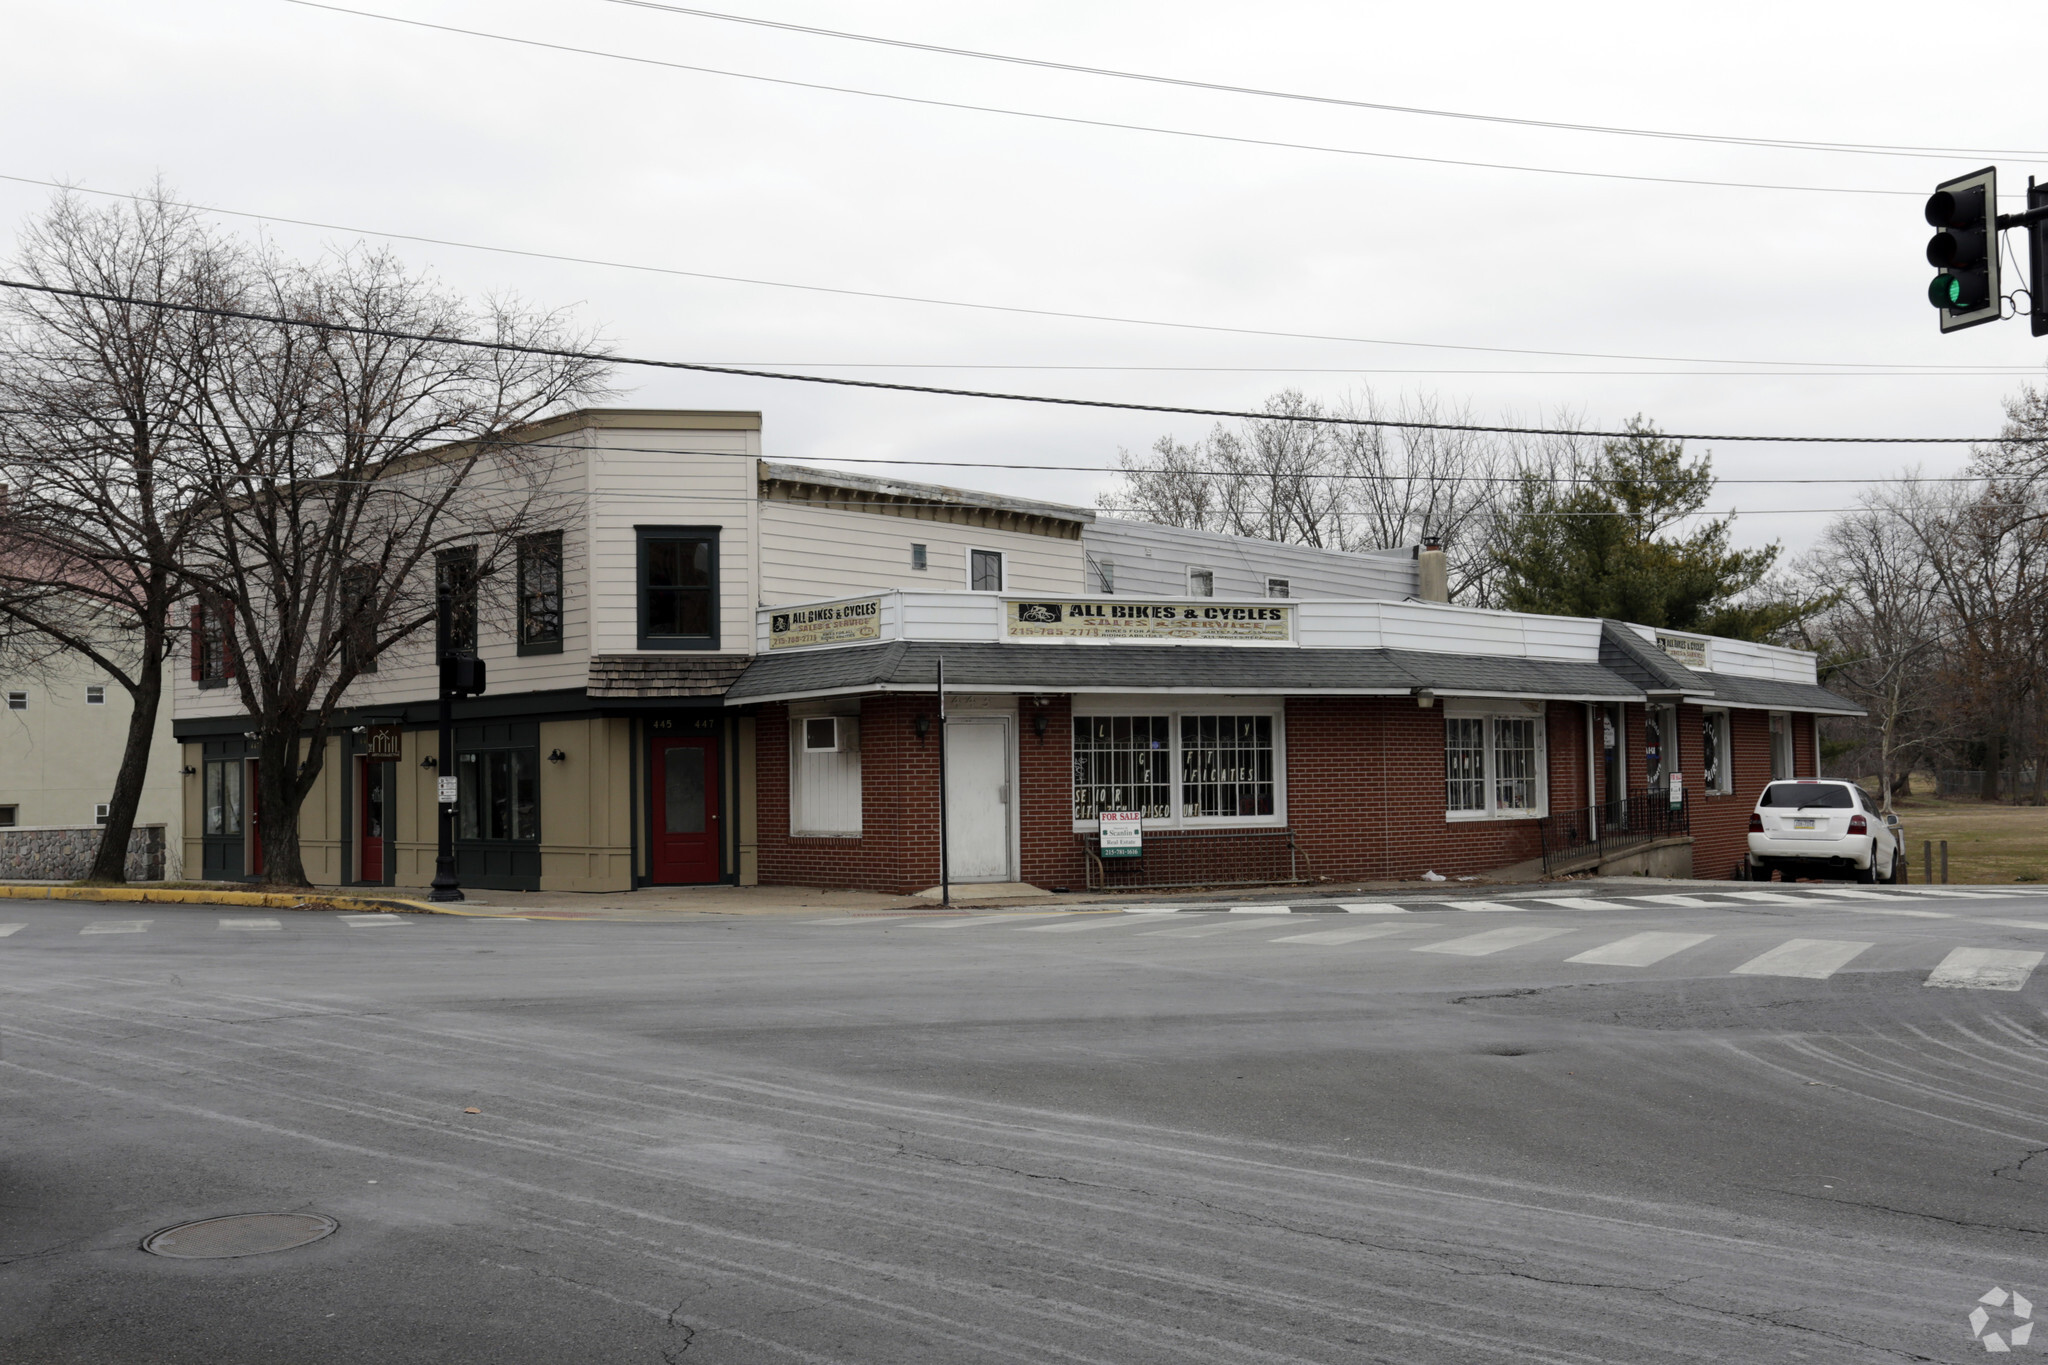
xmin=439 ymin=653 xmax=487 ymax=696
xmin=1925 ymin=167 xmax=1999 ymax=332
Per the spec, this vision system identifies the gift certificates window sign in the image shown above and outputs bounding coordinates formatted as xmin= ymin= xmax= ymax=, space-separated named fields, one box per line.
xmin=1098 ymin=811 xmax=1143 ymax=859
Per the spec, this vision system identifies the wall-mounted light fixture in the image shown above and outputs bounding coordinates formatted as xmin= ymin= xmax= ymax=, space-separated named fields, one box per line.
xmin=547 ymin=748 xmax=567 ymax=764
xmin=913 ymin=713 xmax=931 ymax=741
xmin=1032 ymin=711 xmax=1049 ymax=740
xmin=1412 ymin=687 xmax=1436 ymax=709
xmin=179 ymin=765 xmax=197 ymax=776
xmin=420 ymin=755 xmax=438 ymax=770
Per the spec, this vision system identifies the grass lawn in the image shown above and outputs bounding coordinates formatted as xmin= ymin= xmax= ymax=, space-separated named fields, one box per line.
xmin=1886 ymin=793 xmax=2048 ymax=884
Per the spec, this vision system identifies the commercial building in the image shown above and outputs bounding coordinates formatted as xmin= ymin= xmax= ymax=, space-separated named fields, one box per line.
xmin=169 ymin=409 xmax=1857 ymax=894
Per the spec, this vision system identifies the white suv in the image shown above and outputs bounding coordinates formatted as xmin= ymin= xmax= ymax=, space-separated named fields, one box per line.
xmin=1747 ymin=779 xmax=1903 ymax=883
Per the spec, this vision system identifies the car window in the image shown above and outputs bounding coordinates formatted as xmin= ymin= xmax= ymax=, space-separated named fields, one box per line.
xmin=1759 ymin=782 xmax=1853 ymax=809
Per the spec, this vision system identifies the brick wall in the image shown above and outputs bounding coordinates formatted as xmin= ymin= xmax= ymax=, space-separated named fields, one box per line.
xmin=754 ymin=695 xmax=944 ymax=894
xmin=752 ymin=690 xmax=1827 ymax=892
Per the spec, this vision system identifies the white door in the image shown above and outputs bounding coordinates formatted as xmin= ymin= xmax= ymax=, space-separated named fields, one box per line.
xmin=945 ymin=717 xmax=1013 ymax=883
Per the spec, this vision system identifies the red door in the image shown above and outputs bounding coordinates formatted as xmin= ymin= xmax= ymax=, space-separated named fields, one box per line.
xmin=358 ymin=757 xmax=385 ymax=883
xmin=651 ymin=737 xmax=721 ymax=883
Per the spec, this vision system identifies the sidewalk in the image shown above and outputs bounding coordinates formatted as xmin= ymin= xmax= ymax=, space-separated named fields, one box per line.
xmin=0 ymin=873 xmax=1713 ymax=920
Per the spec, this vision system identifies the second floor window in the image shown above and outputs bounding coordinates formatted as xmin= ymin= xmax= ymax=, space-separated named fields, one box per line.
xmin=517 ymin=531 xmax=564 ymax=654
xmin=969 ymin=548 xmax=1004 ymax=592
xmin=341 ymin=566 xmax=379 ymax=674
xmin=637 ymin=526 xmax=719 ymax=650
xmin=436 ymin=547 xmax=479 ymax=658
xmin=190 ymin=601 xmax=234 ymax=683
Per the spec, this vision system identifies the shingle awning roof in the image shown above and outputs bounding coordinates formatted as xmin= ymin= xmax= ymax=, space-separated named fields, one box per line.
xmin=724 ymin=642 xmax=1645 ymax=704
xmin=588 ymin=654 xmax=751 ymax=698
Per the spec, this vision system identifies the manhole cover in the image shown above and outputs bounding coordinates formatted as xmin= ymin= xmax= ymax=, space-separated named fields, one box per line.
xmin=142 ymin=1213 xmax=338 ymax=1259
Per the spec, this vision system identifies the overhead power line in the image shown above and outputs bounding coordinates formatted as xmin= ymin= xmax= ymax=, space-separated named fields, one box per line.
xmin=7 ymin=175 xmax=2030 ymax=375
xmin=2 ymin=276 xmax=2037 ymax=446
xmin=282 ymin=1 xmax=1939 ymax=199
xmin=598 ymin=0 xmax=2048 ymax=163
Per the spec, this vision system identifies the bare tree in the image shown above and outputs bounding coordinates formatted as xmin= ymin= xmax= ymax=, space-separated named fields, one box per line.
xmin=1793 ymin=492 xmax=1948 ymax=809
xmin=175 ymin=246 xmax=611 ymax=886
xmin=0 ymin=188 xmax=229 ymax=881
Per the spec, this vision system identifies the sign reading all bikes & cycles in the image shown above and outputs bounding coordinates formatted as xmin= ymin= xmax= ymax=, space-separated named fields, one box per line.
xmin=1005 ymin=599 xmax=1292 ymax=643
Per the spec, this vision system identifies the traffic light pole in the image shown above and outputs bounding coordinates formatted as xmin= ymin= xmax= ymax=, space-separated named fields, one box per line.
xmin=427 ymin=589 xmax=463 ymax=903
xmin=1999 ymin=176 xmax=2048 ymax=338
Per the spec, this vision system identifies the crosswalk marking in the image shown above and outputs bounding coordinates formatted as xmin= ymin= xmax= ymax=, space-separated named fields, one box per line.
xmin=1119 ymin=906 xmax=1188 ymax=914
xmin=337 ymin=914 xmax=408 ymax=928
xmin=1888 ymin=887 xmax=2023 ymax=899
xmin=0 ymin=924 xmax=23 ymax=937
xmin=1566 ymin=931 xmax=1713 ymax=967
xmin=1436 ymin=900 xmax=1527 ymax=913
xmin=1414 ymin=925 xmax=1571 ymax=957
xmin=1801 ymin=887 xmax=1909 ymax=902
xmin=1970 ymin=919 xmax=2048 ymax=932
xmin=1225 ymin=905 xmax=1296 ymax=915
xmin=1729 ymin=938 xmax=1873 ymax=979
xmin=1721 ymin=891 xmax=1814 ymax=905
xmin=1531 ymin=897 xmax=1637 ymax=911
xmin=1139 ymin=918 xmax=1290 ymax=939
xmin=1628 ymin=894 xmax=1727 ymax=909
xmin=1268 ymin=926 xmax=1409 ymax=945
xmin=909 ymin=914 xmax=1043 ymax=929
xmin=1014 ymin=918 xmax=1121 ymax=933
xmin=1839 ymin=907 xmax=1953 ymax=919
xmin=801 ymin=916 xmax=910 ymax=925
xmin=1925 ymin=947 xmax=2043 ymax=991
xmin=80 ymin=920 xmax=150 ymax=935
xmin=1338 ymin=903 xmax=1411 ymax=914
xmin=219 ymin=918 xmax=281 ymax=931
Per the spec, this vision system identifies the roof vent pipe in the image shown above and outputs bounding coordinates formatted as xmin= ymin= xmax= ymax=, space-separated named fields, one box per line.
xmin=1416 ymin=540 xmax=1449 ymax=604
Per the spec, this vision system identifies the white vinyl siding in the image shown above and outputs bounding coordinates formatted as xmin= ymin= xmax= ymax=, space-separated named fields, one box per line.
xmin=757 ymin=502 xmax=1083 ymax=604
xmin=791 ymin=713 xmax=862 ymax=835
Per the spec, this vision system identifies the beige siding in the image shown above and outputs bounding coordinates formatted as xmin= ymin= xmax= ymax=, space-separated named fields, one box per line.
xmin=537 ymin=717 xmax=634 ymax=892
xmin=758 ymin=502 xmax=1084 ymax=604
xmin=589 ymin=431 xmax=761 ymax=655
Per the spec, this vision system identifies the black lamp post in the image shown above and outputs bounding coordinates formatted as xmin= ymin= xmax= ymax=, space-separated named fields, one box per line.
xmin=428 ymin=587 xmax=486 ymax=902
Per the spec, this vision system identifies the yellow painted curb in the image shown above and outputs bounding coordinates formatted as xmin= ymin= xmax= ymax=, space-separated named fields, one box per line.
xmin=0 ymin=884 xmax=444 ymax=915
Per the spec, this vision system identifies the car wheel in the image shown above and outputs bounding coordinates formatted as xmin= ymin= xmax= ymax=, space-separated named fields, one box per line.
xmin=1854 ymin=844 xmax=1878 ymax=884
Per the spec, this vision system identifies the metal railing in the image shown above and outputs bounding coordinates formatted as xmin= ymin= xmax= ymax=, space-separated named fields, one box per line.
xmin=1537 ymin=788 xmax=1690 ymax=875
xmin=1082 ymin=826 xmax=1311 ymax=891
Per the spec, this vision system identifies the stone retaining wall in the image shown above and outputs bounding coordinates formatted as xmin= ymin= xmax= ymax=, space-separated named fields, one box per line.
xmin=0 ymin=824 xmax=166 ymax=881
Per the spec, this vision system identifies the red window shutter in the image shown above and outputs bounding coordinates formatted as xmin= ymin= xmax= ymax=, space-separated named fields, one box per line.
xmin=190 ymin=605 xmax=204 ymax=681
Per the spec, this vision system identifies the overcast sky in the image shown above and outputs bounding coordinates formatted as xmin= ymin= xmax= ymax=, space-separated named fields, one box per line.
xmin=8 ymin=0 xmax=2046 ymax=558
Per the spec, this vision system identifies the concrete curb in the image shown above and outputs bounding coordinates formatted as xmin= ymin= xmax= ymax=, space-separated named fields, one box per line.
xmin=0 ymin=884 xmax=444 ymax=915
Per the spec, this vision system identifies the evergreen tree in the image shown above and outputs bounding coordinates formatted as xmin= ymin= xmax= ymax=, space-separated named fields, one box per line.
xmin=1497 ymin=416 xmax=1814 ymax=640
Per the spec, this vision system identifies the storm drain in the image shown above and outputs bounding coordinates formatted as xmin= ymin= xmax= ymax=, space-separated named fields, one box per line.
xmin=142 ymin=1213 xmax=338 ymax=1259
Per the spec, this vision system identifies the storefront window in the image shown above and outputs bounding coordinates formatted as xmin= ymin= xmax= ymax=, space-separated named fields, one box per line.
xmin=1443 ymin=711 xmax=1548 ymax=818
xmin=1181 ymin=715 xmax=1275 ymax=817
xmin=1073 ymin=715 xmax=1173 ymax=820
xmin=1701 ymin=710 xmax=1731 ymax=795
xmin=1445 ymin=718 xmax=1487 ymax=812
xmin=1071 ymin=712 xmax=1278 ymax=825
xmin=457 ymin=747 xmax=538 ymax=841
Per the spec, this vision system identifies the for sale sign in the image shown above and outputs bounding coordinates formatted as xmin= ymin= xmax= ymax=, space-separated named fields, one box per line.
xmin=1098 ymin=811 xmax=1143 ymax=858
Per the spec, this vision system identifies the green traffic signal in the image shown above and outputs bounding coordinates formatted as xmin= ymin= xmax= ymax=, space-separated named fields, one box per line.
xmin=1929 ymin=274 xmax=1963 ymax=308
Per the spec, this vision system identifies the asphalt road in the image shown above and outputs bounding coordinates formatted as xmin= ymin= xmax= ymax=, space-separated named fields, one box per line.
xmin=4 ymin=883 xmax=2047 ymax=1363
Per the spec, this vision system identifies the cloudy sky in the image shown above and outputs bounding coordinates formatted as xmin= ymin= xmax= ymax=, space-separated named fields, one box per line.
xmin=7 ymin=0 xmax=2045 ymax=556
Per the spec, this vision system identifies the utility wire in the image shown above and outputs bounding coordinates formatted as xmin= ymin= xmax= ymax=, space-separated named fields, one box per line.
xmin=4 ymin=175 xmax=2026 ymax=375
xmin=599 ymin=0 xmax=2048 ymax=162
xmin=1 ymin=275 xmax=2038 ymax=446
xmin=282 ymin=1 xmax=1939 ymax=199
